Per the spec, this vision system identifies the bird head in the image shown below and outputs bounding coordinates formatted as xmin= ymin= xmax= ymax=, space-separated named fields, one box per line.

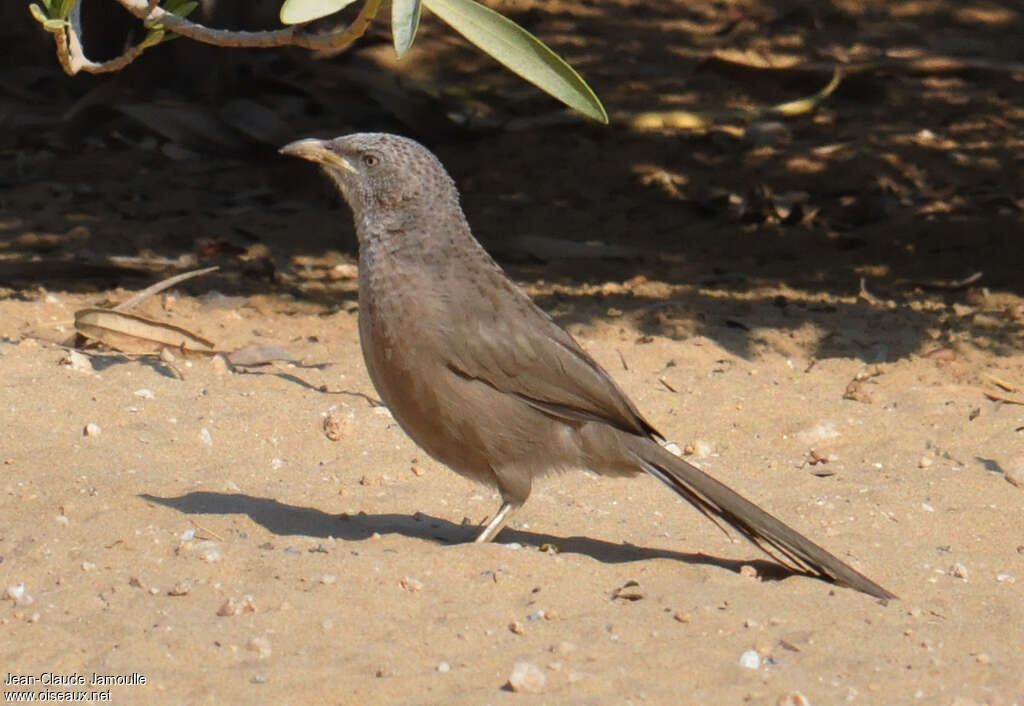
xmin=280 ymin=133 xmax=457 ymax=227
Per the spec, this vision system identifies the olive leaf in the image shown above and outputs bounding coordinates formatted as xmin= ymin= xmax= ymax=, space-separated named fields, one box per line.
xmin=279 ymin=0 xmax=360 ymax=25
xmin=421 ymin=0 xmax=607 ymax=123
xmin=391 ymin=0 xmax=422 ymax=58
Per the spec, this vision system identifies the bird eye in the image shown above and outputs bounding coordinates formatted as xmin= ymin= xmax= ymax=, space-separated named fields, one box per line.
xmin=362 ymin=153 xmax=379 ymax=167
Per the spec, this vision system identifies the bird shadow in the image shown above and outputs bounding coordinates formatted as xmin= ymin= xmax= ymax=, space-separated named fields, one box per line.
xmin=139 ymin=490 xmax=801 ymax=584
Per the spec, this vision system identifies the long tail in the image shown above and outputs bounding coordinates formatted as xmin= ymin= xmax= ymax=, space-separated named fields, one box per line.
xmin=628 ymin=438 xmax=895 ymax=600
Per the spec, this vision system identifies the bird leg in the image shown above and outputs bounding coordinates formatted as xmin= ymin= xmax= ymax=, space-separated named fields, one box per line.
xmin=474 ymin=501 xmax=519 ymax=543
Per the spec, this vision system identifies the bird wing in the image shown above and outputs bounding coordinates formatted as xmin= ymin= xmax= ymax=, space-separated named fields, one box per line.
xmin=444 ymin=271 xmax=660 ymax=439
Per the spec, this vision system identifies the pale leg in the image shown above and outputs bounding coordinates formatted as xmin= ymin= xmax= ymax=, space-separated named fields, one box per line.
xmin=474 ymin=501 xmax=518 ymax=543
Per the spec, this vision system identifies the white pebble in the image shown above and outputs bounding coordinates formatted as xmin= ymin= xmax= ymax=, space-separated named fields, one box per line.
xmin=739 ymin=650 xmax=760 ymax=669
xmin=685 ymin=439 xmax=714 ymax=457
xmin=195 ymin=541 xmax=223 ymax=563
xmin=84 ymin=423 xmax=101 ymax=437
xmin=199 ymin=427 xmax=213 ymax=446
xmin=949 ymin=563 xmax=969 ymax=580
xmin=4 ymin=583 xmax=33 ymax=606
xmin=247 ymin=636 xmax=272 ymax=659
xmin=134 ymin=388 xmax=155 ymax=399
xmin=662 ymin=441 xmax=682 ymax=457
xmin=507 ymin=661 xmax=546 ymax=693
xmin=60 ymin=350 xmax=93 ymax=373
xmin=436 ymin=662 xmax=450 ymax=673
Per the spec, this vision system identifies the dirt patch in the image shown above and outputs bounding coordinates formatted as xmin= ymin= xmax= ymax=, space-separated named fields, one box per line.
xmin=2 ymin=1 xmax=1023 ymax=703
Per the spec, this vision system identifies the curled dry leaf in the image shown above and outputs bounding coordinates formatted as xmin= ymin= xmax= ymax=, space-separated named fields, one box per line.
xmin=74 ymin=308 xmax=214 ymax=354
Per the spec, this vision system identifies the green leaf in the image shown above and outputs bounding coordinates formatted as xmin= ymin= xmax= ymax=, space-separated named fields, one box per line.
xmin=139 ymin=28 xmax=165 ymax=49
xmin=279 ymin=0 xmax=359 ymax=25
xmin=43 ymin=17 xmax=68 ymax=31
xmin=391 ymin=0 xmax=421 ymax=58
xmin=28 ymin=3 xmax=49 ymax=23
xmin=169 ymin=0 xmax=198 ymax=17
xmin=421 ymin=0 xmax=606 ymax=123
xmin=55 ymin=0 xmax=75 ymax=19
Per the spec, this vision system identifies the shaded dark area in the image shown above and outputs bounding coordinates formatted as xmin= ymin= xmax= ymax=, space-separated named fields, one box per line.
xmin=138 ymin=490 xmax=803 ymax=585
xmin=1 ymin=1 xmax=1021 ymax=361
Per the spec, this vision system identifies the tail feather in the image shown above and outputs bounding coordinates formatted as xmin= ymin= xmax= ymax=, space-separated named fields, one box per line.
xmin=630 ymin=441 xmax=896 ymax=600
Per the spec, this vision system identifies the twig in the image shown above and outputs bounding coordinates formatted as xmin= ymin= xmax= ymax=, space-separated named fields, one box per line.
xmin=983 ymin=390 xmax=1024 ymax=406
xmin=114 ymin=266 xmax=219 ymax=312
xmin=984 ymin=374 xmax=1015 ymax=392
xmin=40 ymin=0 xmax=382 ymax=76
xmin=858 ymin=277 xmax=882 ymax=305
xmin=911 ymin=271 xmax=983 ymax=291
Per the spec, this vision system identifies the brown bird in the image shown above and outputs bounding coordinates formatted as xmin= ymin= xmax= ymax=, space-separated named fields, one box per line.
xmin=281 ymin=133 xmax=894 ymax=600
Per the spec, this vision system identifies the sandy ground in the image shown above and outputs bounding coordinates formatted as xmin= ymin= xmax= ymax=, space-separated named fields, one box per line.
xmin=2 ymin=284 xmax=1023 ymax=704
xmin=3 ymin=0 xmax=1024 ymax=703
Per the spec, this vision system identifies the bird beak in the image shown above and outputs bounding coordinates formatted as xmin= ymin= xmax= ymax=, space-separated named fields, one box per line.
xmin=279 ymin=138 xmax=357 ymax=173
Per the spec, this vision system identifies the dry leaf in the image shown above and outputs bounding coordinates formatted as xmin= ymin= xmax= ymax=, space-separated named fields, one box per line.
xmin=74 ymin=308 xmax=214 ymax=354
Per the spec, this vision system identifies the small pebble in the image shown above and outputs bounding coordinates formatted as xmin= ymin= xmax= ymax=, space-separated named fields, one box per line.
xmin=217 ymin=595 xmax=256 ymax=616
xmin=949 ymin=563 xmax=969 ymax=580
xmin=507 ymin=660 xmax=546 ymax=693
xmin=167 ymin=581 xmax=191 ymax=596
xmin=684 ymin=439 xmax=713 ymax=458
xmin=509 ymin=620 xmax=525 ymax=635
xmin=134 ymin=388 xmax=154 ymax=399
xmin=777 ymin=691 xmax=811 ymax=706
xmin=662 ymin=441 xmax=682 ymax=457
xmin=195 ymin=541 xmax=223 ymax=563
xmin=59 ymin=350 xmax=93 ymax=373
xmin=210 ymin=354 xmax=231 ymax=375
xmin=246 ymin=636 xmax=272 ymax=660
xmin=4 ymin=583 xmax=33 ymax=606
xmin=996 ymin=573 xmax=1015 ymax=583
xmin=320 ymin=574 xmax=337 ymax=585
xmin=84 ymin=423 xmax=101 ymax=437
xmin=739 ymin=650 xmax=760 ymax=669
xmin=323 ymin=409 xmax=346 ymax=441
xmin=400 ymin=576 xmax=423 ymax=592
xmin=918 ymin=455 xmax=933 ymax=469
xmin=199 ymin=427 xmax=213 ymax=446
xmin=436 ymin=661 xmax=450 ymax=673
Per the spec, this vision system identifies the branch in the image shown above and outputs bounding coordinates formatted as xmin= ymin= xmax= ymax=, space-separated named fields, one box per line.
xmin=39 ymin=0 xmax=382 ymax=75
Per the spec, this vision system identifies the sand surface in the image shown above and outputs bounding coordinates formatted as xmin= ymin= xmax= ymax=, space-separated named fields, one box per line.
xmin=3 ymin=0 xmax=1023 ymax=702
xmin=2 ymin=285 xmax=1023 ymax=704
